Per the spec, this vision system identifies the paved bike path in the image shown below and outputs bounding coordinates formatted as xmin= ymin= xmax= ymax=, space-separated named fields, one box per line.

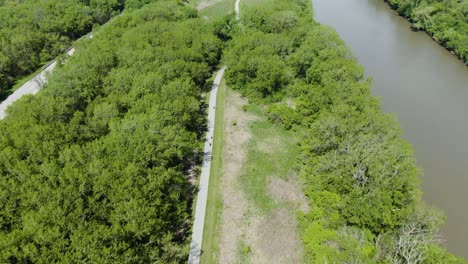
xmin=188 ymin=67 xmax=226 ymax=264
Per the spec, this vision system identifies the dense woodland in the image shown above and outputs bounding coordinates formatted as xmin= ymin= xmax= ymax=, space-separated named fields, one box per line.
xmin=224 ymin=0 xmax=465 ymax=262
xmin=0 ymin=1 xmax=222 ymax=262
xmin=385 ymin=0 xmax=468 ymax=64
xmin=0 ymin=0 xmax=152 ymax=98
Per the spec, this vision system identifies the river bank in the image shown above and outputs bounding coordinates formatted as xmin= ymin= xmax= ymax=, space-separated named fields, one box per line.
xmin=383 ymin=0 xmax=468 ymax=66
xmin=313 ymin=0 xmax=468 ymax=258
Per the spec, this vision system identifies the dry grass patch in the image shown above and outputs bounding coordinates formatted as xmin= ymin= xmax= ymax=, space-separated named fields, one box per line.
xmin=256 ymin=136 xmax=282 ymax=154
xmin=286 ymin=98 xmax=296 ymax=110
xmin=268 ymin=175 xmax=310 ymax=213
xmin=248 ymin=208 xmax=303 ymax=264
xmin=231 ymin=103 xmax=305 ymax=264
xmin=219 ymin=89 xmax=258 ymax=264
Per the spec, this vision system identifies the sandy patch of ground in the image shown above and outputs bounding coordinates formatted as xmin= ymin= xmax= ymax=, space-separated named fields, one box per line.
xmin=219 ymin=90 xmax=258 ymax=263
xmin=196 ymin=0 xmax=223 ymax=10
xmin=268 ymin=175 xmax=310 ymax=213
xmin=247 ymin=208 xmax=303 ymax=264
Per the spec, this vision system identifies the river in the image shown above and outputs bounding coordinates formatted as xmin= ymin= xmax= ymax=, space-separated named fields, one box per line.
xmin=312 ymin=0 xmax=468 ymax=258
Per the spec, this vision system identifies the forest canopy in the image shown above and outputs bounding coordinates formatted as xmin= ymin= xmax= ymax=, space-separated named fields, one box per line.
xmin=0 ymin=0 xmax=154 ymax=98
xmin=0 ymin=1 xmax=222 ymax=262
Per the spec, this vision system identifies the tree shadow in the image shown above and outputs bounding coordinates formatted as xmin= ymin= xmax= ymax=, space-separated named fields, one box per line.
xmin=0 ymin=89 xmax=13 ymax=102
xmin=188 ymin=241 xmax=204 ymax=264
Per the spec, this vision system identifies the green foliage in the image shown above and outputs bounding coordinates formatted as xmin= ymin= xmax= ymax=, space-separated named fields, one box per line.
xmin=0 ymin=0 xmax=161 ymax=97
xmin=266 ymin=103 xmax=301 ymax=130
xmin=238 ymin=240 xmax=251 ymax=263
xmin=225 ymin=0 xmax=465 ymax=262
xmin=224 ymin=31 xmax=294 ymax=100
xmin=425 ymin=244 xmax=467 ymax=264
xmin=302 ymin=223 xmax=376 ymax=264
xmin=386 ymin=0 xmax=468 ymax=64
xmin=212 ymin=14 xmax=238 ymax=42
xmin=0 ymin=1 xmax=222 ymax=262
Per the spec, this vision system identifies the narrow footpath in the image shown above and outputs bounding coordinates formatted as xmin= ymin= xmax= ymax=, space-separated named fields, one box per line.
xmin=188 ymin=67 xmax=226 ymax=264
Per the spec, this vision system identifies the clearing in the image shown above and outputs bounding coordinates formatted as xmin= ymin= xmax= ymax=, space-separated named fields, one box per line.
xmin=212 ymin=87 xmax=309 ymax=263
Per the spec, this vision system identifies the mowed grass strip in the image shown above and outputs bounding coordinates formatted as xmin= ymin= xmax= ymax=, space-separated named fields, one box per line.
xmin=200 ymin=78 xmax=226 ymax=264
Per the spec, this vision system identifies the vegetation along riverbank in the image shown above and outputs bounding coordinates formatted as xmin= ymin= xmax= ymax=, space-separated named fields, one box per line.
xmin=223 ymin=0 xmax=466 ymax=262
xmin=384 ymin=0 xmax=468 ymax=65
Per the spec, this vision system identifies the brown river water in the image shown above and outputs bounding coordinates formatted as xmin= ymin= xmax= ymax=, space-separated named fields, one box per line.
xmin=313 ymin=0 xmax=468 ymax=257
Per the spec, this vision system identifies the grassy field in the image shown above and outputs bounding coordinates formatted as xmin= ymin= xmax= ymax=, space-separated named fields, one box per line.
xmin=199 ymin=0 xmax=234 ymax=19
xmin=239 ymin=103 xmax=300 ymax=213
xmin=188 ymin=0 xmax=234 ymax=19
xmin=200 ymin=78 xmax=226 ymax=264
xmin=204 ymin=85 xmax=305 ymax=263
xmin=235 ymin=103 xmax=304 ymax=263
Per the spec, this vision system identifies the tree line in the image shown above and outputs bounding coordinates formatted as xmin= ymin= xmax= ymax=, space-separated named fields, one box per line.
xmin=0 ymin=1 xmax=222 ymax=262
xmin=223 ymin=0 xmax=465 ymax=262
xmin=385 ymin=0 xmax=468 ymax=64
